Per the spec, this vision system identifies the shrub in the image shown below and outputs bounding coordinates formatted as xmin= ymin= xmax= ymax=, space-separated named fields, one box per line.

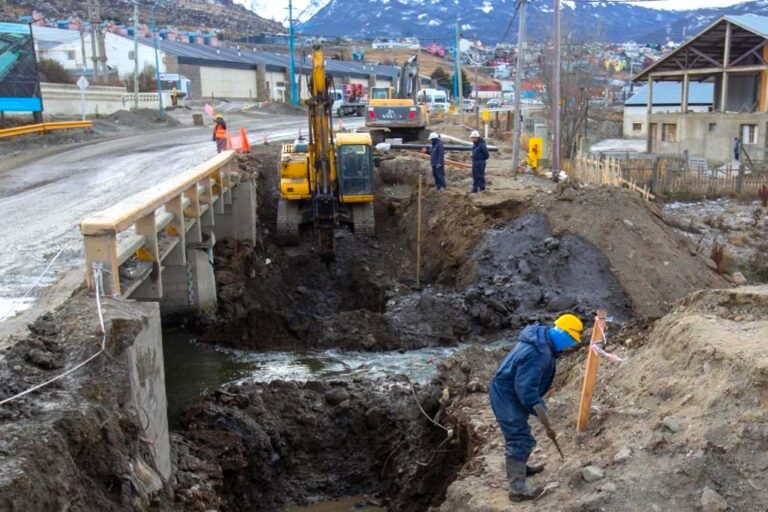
xmin=37 ymin=58 xmax=74 ymax=84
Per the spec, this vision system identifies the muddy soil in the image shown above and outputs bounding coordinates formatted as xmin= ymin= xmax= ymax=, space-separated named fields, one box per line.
xmin=539 ymin=185 xmax=730 ymax=319
xmin=0 ymin=298 xmax=169 ymax=511
xmin=458 ymin=212 xmax=633 ymax=329
xmin=172 ymin=377 xmax=465 ymax=512
xmin=200 ymin=148 xmax=676 ymax=352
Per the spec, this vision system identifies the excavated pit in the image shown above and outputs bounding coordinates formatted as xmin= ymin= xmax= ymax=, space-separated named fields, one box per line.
xmin=169 ymin=146 xmax=729 ymax=511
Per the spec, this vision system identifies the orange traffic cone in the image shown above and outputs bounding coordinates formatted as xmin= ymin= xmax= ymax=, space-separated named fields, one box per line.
xmin=240 ymin=127 xmax=251 ymax=153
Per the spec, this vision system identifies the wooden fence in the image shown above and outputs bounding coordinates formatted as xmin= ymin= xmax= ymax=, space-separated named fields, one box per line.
xmin=564 ymin=155 xmax=654 ymax=201
xmin=566 ymin=153 xmax=768 ymax=200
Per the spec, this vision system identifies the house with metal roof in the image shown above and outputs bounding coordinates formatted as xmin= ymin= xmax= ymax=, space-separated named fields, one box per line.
xmin=623 ymin=82 xmax=713 ymax=139
xmin=632 ymin=14 xmax=768 ymax=160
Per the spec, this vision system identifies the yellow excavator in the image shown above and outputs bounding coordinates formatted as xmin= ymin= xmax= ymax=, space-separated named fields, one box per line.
xmin=365 ymin=54 xmax=427 ymax=143
xmin=276 ymin=45 xmax=376 ymax=262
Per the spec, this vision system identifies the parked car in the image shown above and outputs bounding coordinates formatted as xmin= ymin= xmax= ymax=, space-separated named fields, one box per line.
xmin=462 ymin=99 xmax=477 ymax=112
xmin=486 ymin=98 xmax=502 ymax=108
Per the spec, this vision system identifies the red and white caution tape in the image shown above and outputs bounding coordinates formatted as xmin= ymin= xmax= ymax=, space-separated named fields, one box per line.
xmin=590 ymin=315 xmax=626 ymax=363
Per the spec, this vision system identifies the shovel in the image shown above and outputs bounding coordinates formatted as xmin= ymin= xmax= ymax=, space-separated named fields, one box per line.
xmin=547 ymin=430 xmax=565 ymax=460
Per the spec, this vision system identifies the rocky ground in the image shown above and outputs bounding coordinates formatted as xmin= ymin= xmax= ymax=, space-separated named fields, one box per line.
xmin=663 ymin=198 xmax=768 ymax=284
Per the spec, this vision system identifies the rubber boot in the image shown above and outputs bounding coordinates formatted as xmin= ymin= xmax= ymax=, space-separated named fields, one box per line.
xmin=506 ymin=456 xmax=543 ymax=502
xmin=526 ymin=461 xmax=545 ymax=476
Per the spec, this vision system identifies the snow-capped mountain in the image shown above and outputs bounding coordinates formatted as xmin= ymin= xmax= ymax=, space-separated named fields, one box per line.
xmin=299 ymin=0 xmax=768 ymax=44
xmin=644 ymin=0 xmax=768 ymax=42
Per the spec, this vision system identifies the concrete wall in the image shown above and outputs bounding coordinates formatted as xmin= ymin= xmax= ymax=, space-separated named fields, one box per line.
xmin=104 ymin=32 xmax=168 ymax=79
xmin=199 ymin=66 xmax=258 ymax=100
xmin=649 ymin=111 xmax=768 ymax=161
xmin=39 ymin=82 xmax=171 ymax=117
xmin=124 ymin=301 xmax=171 ymax=480
xmin=266 ymin=70 xmax=287 ymax=102
xmin=177 ymin=62 xmax=203 ymax=99
xmin=623 ymin=105 xmax=710 ymax=139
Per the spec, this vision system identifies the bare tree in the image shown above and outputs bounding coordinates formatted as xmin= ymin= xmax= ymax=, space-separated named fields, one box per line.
xmin=536 ymin=28 xmax=608 ymax=159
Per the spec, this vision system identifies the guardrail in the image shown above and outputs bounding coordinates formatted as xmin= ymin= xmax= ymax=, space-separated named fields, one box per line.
xmin=80 ymin=150 xmax=239 ymax=297
xmin=0 ymin=121 xmax=94 ymax=139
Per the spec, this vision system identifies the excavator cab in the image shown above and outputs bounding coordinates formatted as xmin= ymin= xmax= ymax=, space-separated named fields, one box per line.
xmin=337 ymin=133 xmax=375 ymax=199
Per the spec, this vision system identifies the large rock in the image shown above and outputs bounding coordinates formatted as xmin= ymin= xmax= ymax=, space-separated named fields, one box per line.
xmin=581 ymin=465 xmax=605 ymax=483
xmin=700 ymin=487 xmax=728 ymax=512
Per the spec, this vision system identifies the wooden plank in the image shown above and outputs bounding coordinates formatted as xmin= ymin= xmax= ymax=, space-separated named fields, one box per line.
xmin=83 ymin=234 xmax=120 ymax=295
xmin=132 ymin=212 xmax=162 ymax=299
xmin=576 ymin=309 xmax=607 ymax=431
xmin=184 ymin=186 xmax=203 ymax=244
xmin=117 ymin=234 xmax=147 ymax=266
xmin=164 ymin=194 xmax=186 ymax=265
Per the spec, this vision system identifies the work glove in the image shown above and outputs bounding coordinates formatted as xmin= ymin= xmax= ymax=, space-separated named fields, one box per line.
xmin=533 ymin=403 xmax=557 ymax=440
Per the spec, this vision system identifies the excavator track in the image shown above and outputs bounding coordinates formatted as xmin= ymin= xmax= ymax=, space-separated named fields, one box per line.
xmin=352 ymin=203 xmax=376 ymax=236
xmin=276 ymin=199 xmax=300 ymax=245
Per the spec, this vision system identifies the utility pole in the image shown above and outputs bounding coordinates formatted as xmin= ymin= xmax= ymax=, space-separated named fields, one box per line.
xmin=133 ymin=0 xmax=139 ymax=110
xmin=453 ymin=24 xmax=459 ymax=106
xmin=511 ymin=0 xmax=527 ymax=175
xmin=151 ymin=0 xmax=164 ymax=118
xmin=474 ymin=60 xmax=479 ymax=128
xmin=87 ymin=0 xmax=99 ymax=80
xmin=456 ymin=22 xmax=464 ymax=126
xmin=288 ymin=0 xmax=298 ymax=106
xmin=552 ymin=0 xmax=561 ymax=181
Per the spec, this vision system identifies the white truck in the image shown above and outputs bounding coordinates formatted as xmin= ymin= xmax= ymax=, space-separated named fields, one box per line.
xmin=332 ymin=84 xmax=367 ymax=117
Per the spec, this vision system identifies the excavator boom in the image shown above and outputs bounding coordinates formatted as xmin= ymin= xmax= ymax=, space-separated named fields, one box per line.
xmin=276 ymin=45 xmax=377 ymax=261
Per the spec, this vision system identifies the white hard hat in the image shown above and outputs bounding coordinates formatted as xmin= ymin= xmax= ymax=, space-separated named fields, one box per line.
xmin=470 ymin=130 xmax=480 ymax=138
xmin=428 ymin=132 xmax=439 ymax=140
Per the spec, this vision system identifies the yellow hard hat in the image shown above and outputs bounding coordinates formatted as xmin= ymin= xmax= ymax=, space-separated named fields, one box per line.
xmin=554 ymin=314 xmax=583 ymax=343
xmin=215 ymin=114 xmax=223 ymax=119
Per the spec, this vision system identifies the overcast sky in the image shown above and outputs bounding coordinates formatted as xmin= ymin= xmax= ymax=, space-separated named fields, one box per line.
xmin=244 ymin=0 xmax=750 ymax=26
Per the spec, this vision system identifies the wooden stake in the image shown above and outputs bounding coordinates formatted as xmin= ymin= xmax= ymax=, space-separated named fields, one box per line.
xmin=416 ymin=172 xmax=423 ymax=289
xmin=576 ymin=309 xmax=607 ymax=431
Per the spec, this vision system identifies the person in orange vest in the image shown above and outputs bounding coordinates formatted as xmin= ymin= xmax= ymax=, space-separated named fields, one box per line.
xmin=212 ymin=114 xmax=227 ymax=153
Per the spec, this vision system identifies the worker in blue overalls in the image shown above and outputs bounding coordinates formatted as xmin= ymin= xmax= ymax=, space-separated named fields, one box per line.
xmin=489 ymin=314 xmax=583 ymax=501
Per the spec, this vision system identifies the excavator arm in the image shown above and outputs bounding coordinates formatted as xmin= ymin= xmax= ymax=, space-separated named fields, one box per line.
xmin=307 ymin=45 xmax=337 ymax=262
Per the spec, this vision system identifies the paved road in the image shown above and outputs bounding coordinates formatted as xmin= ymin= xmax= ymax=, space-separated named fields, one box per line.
xmin=0 ymin=114 xmax=363 ymax=321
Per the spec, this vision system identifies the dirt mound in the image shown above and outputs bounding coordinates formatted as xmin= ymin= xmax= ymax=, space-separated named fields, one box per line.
xmin=173 ymin=378 xmax=465 ymax=511
xmin=434 ymin=285 xmax=768 ymax=511
xmin=98 ymin=109 xmax=182 ymax=131
xmin=539 ymin=186 xmax=729 ymax=319
xmin=458 ymin=213 xmax=633 ymax=329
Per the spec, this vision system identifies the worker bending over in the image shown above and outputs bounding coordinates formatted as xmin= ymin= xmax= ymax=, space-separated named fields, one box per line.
xmin=489 ymin=314 xmax=583 ymax=501
xmin=426 ymin=132 xmax=446 ymax=190
xmin=470 ymin=130 xmax=489 ymax=193
xmin=212 ymin=114 xmax=228 ymax=153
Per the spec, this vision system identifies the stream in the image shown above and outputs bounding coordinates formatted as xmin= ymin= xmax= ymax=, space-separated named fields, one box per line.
xmin=162 ymin=327 xmax=513 ymax=429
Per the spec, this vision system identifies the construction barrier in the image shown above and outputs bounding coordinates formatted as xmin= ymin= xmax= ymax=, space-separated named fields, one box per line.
xmin=226 ymin=127 xmax=251 ymax=154
xmin=80 ymin=150 xmax=238 ymax=297
xmin=0 ymin=120 xmax=94 ymax=139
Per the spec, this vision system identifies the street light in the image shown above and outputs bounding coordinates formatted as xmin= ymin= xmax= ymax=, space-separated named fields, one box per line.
xmin=151 ymin=0 xmax=164 ymax=118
